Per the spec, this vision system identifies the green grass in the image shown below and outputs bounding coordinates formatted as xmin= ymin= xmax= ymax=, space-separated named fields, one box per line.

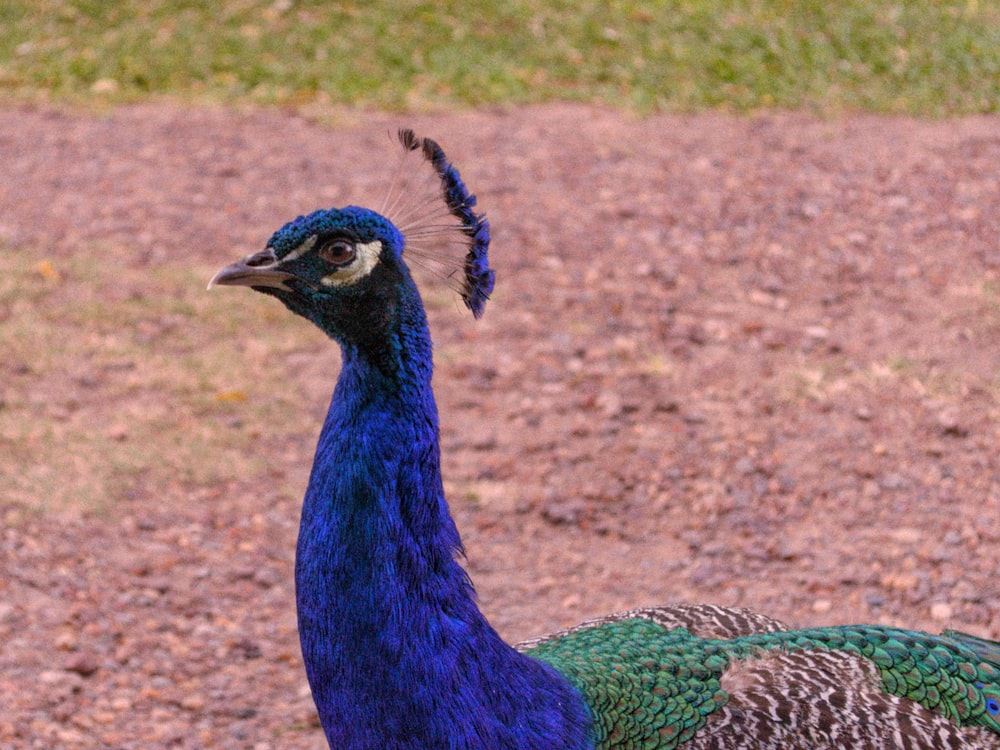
xmin=1 ymin=0 xmax=998 ymax=114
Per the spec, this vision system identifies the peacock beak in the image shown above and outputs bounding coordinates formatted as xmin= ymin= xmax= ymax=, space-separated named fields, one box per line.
xmin=208 ymin=248 xmax=297 ymax=291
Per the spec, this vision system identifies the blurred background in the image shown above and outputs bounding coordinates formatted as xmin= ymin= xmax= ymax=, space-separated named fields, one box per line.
xmin=2 ymin=3 xmax=999 ymax=748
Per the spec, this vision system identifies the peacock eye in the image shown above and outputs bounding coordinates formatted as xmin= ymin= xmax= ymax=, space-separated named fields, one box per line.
xmin=317 ymin=238 xmax=357 ymax=267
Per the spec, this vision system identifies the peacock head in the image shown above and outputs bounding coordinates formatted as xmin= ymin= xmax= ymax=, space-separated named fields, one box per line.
xmin=209 ymin=130 xmax=494 ymax=346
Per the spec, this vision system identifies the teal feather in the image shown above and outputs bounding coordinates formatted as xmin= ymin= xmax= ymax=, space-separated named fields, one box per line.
xmin=524 ymin=617 xmax=1000 ymax=748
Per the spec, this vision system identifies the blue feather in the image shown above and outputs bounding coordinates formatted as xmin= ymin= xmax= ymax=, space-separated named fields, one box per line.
xmin=399 ymin=128 xmax=495 ymax=318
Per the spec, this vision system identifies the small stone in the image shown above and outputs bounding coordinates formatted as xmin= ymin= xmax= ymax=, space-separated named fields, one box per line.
xmin=865 ymin=593 xmax=886 ymax=608
xmin=942 ymin=530 xmax=962 ymax=546
xmin=65 ymin=652 xmax=100 ymax=677
xmin=881 ymin=572 xmax=919 ymax=590
xmin=880 ymin=473 xmax=909 ymax=490
xmin=561 ymin=593 xmax=581 ymax=610
xmin=688 ymin=562 xmax=719 ymax=585
xmin=252 ymin=567 xmax=282 ymax=589
xmin=812 ymin=599 xmax=833 ymax=614
xmin=107 ymin=424 xmax=129 ymax=441
xmin=924 ymin=441 xmax=946 ymax=457
xmin=39 ymin=669 xmax=84 ymax=693
xmin=180 ymin=693 xmax=206 ymax=711
xmin=800 ymin=201 xmax=822 ymax=218
xmin=889 ymin=527 xmax=922 ymax=544
xmin=541 ymin=501 xmax=584 ymax=526
xmin=929 ymin=602 xmax=953 ymax=621
xmin=55 ymin=728 xmax=89 ymax=744
xmin=927 ymin=547 xmax=952 ymax=563
xmin=471 ymin=433 xmax=498 ymax=451
xmin=937 ymin=409 xmax=968 ymax=437
xmin=596 ymin=390 xmax=622 ymax=417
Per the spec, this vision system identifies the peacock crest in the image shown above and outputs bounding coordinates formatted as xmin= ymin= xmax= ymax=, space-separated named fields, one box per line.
xmin=382 ymin=128 xmax=494 ymax=318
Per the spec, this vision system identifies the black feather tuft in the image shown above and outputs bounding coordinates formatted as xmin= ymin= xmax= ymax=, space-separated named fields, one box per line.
xmin=397 ymin=127 xmax=421 ymax=153
xmin=396 ymin=129 xmax=494 ymax=319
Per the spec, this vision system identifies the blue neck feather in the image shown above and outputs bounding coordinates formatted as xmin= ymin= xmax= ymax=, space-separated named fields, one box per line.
xmin=295 ymin=277 xmax=592 ymax=749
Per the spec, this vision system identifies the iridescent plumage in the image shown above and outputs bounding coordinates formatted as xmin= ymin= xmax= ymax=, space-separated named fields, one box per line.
xmin=212 ymin=132 xmax=1000 ymax=749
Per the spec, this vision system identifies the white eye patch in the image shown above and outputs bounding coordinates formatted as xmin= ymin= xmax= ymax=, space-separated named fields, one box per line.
xmin=283 ymin=235 xmax=317 ymax=263
xmin=319 ymin=240 xmax=382 ymax=287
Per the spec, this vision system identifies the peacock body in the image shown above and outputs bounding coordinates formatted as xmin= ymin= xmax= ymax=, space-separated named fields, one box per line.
xmin=211 ymin=130 xmax=1000 ymax=749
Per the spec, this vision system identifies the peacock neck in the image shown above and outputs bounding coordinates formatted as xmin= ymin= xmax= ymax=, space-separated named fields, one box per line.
xmin=294 ymin=290 xmax=593 ymax=749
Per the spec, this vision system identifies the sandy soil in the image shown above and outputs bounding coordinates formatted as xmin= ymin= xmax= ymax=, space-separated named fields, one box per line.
xmin=1 ymin=104 xmax=999 ymax=748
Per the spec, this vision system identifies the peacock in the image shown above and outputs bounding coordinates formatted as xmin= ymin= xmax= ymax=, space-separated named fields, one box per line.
xmin=210 ymin=129 xmax=1000 ymax=749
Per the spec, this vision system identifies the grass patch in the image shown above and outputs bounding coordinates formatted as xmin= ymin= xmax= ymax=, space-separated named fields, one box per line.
xmin=0 ymin=0 xmax=998 ymax=114
xmin=0 ymin=246 xmax=325 ymax=514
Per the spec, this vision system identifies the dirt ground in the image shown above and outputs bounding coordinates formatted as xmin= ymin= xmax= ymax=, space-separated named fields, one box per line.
xmin=1 ymin=104 xmax=999 ymax=748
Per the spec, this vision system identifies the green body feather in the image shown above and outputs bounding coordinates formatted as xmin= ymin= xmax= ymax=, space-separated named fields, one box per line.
xmin=525 ymin=618 xmax=1000 ymax=749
